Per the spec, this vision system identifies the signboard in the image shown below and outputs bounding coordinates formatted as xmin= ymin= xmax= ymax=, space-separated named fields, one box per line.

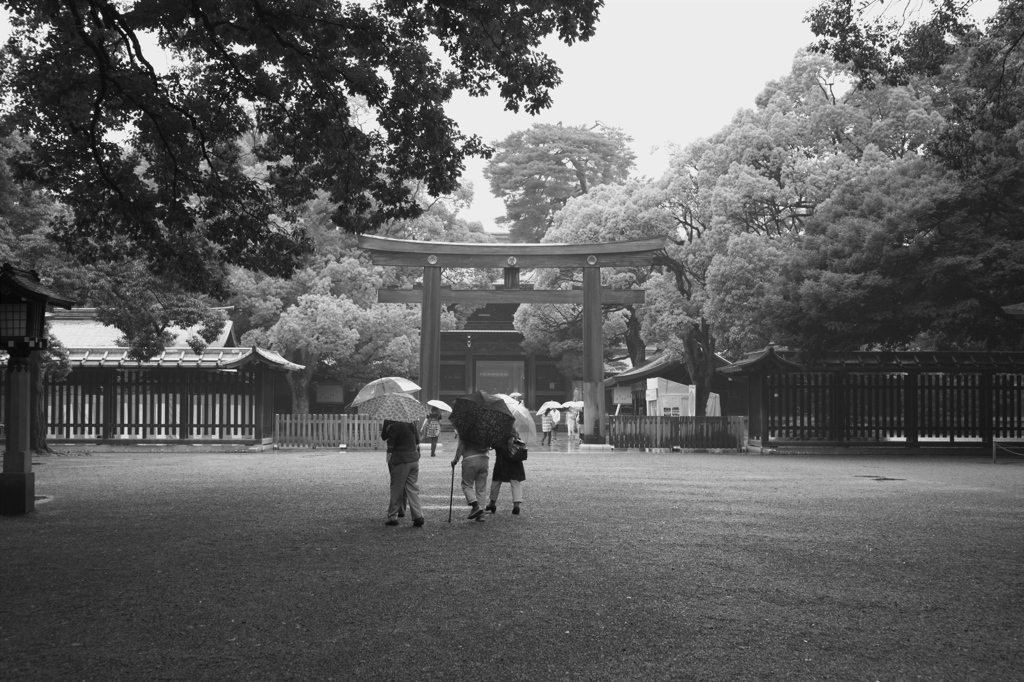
xmin=613 ymin=386 xmax=633 ymax=405
xmin=315 ymin=384 xmax=346 ymax=404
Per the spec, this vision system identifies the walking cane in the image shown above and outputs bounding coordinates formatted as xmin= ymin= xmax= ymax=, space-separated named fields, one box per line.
xmin=448 ymin=463 xmax=455 ymax=523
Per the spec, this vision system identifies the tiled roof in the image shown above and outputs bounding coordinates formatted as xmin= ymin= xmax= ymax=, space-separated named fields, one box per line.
xmin=48 ymin=308 xmax=235 ymax=348
xmin=64 ymin=346 xmax=302 ymax=371
xmin=719 ymin=347 xmax=1024 ymax=373
xmin=718 ymin=346 xmax=804 ymax=375
xmin=0 ymin=263 xmax=76 ymax=308
xmin=605 ymin=351 xmax=733 ymax=386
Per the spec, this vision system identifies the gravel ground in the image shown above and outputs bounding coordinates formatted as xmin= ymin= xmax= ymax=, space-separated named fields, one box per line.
xmin=1 ymin=448 xmax=1022 ymax=681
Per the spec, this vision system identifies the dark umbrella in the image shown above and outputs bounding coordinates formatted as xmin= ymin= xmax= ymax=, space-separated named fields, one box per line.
xmin=449 ymin=390 xmax=517 ymax=450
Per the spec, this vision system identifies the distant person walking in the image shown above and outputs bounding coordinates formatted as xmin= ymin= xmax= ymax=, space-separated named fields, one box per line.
xmin=451 ymin=434 xmax=490 ymax=521
xmin=381 ymin=420 xmax=424 ymax=527
xmin=540 ymin=409 xmax=554 ymax=446
xmin=420 ymin=406 xmax=443 ymax=457
xmin=486 ymin=433 xmax=527 ymax=515
xmin=566 ymin=408 xmax=579 ymax=443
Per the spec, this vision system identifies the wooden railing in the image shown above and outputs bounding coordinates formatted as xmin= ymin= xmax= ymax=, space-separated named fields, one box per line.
xmin=607 ymin=415 xmax=747 ymax=451
xmin=274 ymin=414 xmax=383 ymax=449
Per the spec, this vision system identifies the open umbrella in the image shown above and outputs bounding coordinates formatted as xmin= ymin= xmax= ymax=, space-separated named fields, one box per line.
xmin=560 ymin=400 xmax=585 ymax=411
xmin=350 ymin=377 xmax=420 ymax=407
xmin=537 ymin=400 xmax=562 ymax=415
xmin=357 ymin=392 xmax=427 ymax=423
xmin=494 ymin=394 xmax=539 ymax=444
xmin=427 ymin=399 xmax=453 ymax=413
xmin=449 ymin=390 xmax=516 ymax=449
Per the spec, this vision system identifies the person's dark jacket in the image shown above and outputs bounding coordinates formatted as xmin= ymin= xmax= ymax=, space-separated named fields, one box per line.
xmin=492 ymin=441 xmax=526 ymax=482
xmin=382 ymin=420 xmax=420 ymax=465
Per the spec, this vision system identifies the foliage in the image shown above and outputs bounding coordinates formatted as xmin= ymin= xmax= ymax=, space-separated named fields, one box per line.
xmin=806 ymin=0 xmax=979 ymax=88
xmin=0 ymin=0 xmax=603 ymax=292
xmin=513 ymin=182 xmax=670 ymax=374
xmin=230 ymin=189 xmax=471 ymax=411
xmin=485 ymin=122 xmax=635 ymax=242
xmin=799 ymin=1 xmax=1024 ymax=350
xmin=89 ymin=259 xmax=227 ymax=360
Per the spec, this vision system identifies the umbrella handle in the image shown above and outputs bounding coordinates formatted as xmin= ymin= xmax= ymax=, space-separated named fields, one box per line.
xmin=448 ymin=464 xmax=455 ymax=523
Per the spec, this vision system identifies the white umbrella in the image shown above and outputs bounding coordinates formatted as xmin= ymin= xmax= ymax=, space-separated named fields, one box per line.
xmin=537 ymin=400 xmax=562 ymax=414
xmin=494 ymin=394 xmax=539 ymax=444
xmin=350 ymin=376 xmax=420 ymax=407
xmin=427 ymin=399 xmax=453 ymax=413
xmin=560 ymin=400 xmax=584 ymax=411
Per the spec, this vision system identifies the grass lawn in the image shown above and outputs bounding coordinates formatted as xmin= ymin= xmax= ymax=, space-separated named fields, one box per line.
xmin=2 ymin=447 xmax=1022 ymax=681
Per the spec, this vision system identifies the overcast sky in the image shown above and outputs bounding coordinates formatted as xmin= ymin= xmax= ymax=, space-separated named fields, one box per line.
xmin=0 ymin=0 xmax=1000 ymax=232
xmin=451 ymin=0 xmax=825 ymax=230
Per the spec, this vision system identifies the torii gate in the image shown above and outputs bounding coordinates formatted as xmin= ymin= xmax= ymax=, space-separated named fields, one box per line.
xmin=358 ymin=235 xmax=666 ymax=443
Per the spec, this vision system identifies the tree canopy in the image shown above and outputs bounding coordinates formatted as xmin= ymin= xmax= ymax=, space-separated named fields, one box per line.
xmin=484 ymin=122 xmax=635 ymax=242
xmin=0 ymin=0 xmax=603 ymax=292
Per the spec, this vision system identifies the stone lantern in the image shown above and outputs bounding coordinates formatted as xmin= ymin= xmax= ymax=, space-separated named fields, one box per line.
xmin=1 ymin=263 xmax=75 ymax=515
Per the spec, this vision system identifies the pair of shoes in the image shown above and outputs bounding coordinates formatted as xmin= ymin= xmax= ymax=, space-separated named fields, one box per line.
xmin=398 ymin=510 xmax=405 ymax=518
xmin=413 ymin=517 xmax=425 ymax=527
xmin=512 ymin=506 xmax=521 ymax=515
xmin=485 ymin=502 xmax=496 ymax=514
xmin=385 ymin=519 xmax=399 ymax=526
xmin=468 ymin=506 xmax=483 ymax=520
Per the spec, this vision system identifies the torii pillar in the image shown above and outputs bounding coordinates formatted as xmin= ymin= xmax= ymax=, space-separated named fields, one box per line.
xmin=358 ymin=236 xmax=666 ymax=444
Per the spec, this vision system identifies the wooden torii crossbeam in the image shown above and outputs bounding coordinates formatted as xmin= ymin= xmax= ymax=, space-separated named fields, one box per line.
xmin=358 ymin=235 xmax=667 ymax=444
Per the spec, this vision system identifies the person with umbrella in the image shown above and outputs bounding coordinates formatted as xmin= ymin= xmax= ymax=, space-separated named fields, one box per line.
xmin=419 ymin=401 xmax=448 ymax=457
xmin=448 ymin=391 xmax=518 ymax=522
xmin=382 ymin=418 xmax=425 ymax=527
xmin=450 ymin=433 xmax=490 ymax=521
xmin=486 ymin=431 xmax=527 ymax=516
xmin=537 ymin=401 xmax=561 ymax=446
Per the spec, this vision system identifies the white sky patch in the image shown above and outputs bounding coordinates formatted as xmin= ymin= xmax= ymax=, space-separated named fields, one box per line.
xmin=0 ymin=0 xmax=1005 ymax=232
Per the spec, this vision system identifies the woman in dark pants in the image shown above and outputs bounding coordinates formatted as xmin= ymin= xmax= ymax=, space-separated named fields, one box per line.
xmin=381 ymin=420 xmax=424 ymax=527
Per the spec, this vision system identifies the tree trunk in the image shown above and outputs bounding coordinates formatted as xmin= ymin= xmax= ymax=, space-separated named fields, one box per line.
xmin=681 ymin=318 xmax=716 ymax=418
xmin=624 ymin=306 xmax=646 ymax=367
xmin=30 ymin=353 xmax=50 ymax=453
xmin=285 ymin=350 xmax=317 ymax=414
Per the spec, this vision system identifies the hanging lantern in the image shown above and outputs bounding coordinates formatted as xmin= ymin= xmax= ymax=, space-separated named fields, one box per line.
xmin=1 ymin=264 xmax=74 ymax=352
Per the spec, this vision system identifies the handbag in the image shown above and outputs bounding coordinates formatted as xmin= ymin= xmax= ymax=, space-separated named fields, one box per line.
xmin=507 ymin=437 xmax=528 ymax=462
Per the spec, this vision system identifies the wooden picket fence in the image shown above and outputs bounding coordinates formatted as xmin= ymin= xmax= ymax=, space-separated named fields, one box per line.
xmin=274 ymin=414 xmax=383 ymax=449
xmin=607 ymin=415 xmax=748 ymax=451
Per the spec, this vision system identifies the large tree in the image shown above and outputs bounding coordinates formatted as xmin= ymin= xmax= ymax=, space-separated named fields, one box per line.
xmin=0 ymin=0 xmax=604 ymax=292
xmin=514 ymin=181 xmax=669 ymax=375
xmin=795 ymin=0 xmax=1024 ymax=350
xmin=485 ymin=122 xmax=635 ymax=242
xmin=230 ymin=187 xmax=479 ymax=412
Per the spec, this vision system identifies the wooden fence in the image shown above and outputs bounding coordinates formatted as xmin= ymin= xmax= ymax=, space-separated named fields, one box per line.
xmin=764 ymin=371 xmax=1024 ymax=445
xmin=1 ymin=367 xmax=264 ymax=443
xmin=274 ymin=414 xmax=383 ymax=449
xmin=607 ymin=415 xmax=748 ymax=451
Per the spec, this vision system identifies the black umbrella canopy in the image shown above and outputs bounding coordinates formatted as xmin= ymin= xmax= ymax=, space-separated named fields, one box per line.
xmin=450 ymin=390 xmax=516 ymax=450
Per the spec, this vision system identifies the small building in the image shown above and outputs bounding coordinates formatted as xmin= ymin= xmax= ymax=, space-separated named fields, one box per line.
xmin=1 ymin=309 xmax=302 ymax=446
xmin=643 ymin=377 xmax=721 ymax=417
xmin=604 ymin=350 xmax=747 ymax=417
